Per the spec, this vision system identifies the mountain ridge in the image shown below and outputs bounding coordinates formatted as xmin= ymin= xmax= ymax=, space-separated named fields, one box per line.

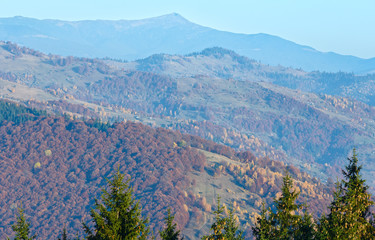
xmin=2 ymin=41 xmax=375 ymax=188
xmin=1 ymin=14 xmax=374 ymax=73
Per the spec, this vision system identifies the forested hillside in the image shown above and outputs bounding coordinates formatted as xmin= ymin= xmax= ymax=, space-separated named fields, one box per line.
xmin=127 ymin=47 xmax=375 ymax=106
xmin=2 ymin=41 xmax=375 ymax=188
xmin=0 ymin=101 xmax=334 ymax=239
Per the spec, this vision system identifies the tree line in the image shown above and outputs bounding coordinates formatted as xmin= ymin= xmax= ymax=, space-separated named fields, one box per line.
xmin=252 ymin=149 xmax=375 ymax=239
xmin=8 ymin=149 xmax=375 ymax=239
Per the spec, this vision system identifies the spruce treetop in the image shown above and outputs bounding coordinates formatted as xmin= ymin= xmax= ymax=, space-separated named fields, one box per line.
xmin=11 ymin=207 xmax=36 ymax=240
xmin=83 ymin=168 xmax=149 ymax=240
xmin=159 ymin=208 xmax=182 ymax=240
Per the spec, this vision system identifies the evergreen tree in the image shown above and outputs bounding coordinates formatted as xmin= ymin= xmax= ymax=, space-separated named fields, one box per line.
xmin=252 ymin=172 xmax=316 ymax=239
xmin=224 ymin=208 xmax=244 ymax=240
xmin=202 ymin=197 xmax=244 ymax=240
xmin=319 ymin=149 xmax=375 ymax=239
xmin=0 ymin=100 xmax=47 ymax=124
xmin=83 ymin=168 xmax=149 ymax=240
xmin=272 ymin=172 xmax=304 ymax=239
xmin=10 ymin=207 xmax=36 ymax=240
xmin=295 ymin=210 xmax=315 ymax=240
xmin=252 ymin=203 xmax=275 ymax=240
xmin=57 ymin=226 xmax=69 ymax=240
xmin=159 ymin=208 xmax=182 ymax=240
xmin=202 ymin=197 xmax=226 ymax=240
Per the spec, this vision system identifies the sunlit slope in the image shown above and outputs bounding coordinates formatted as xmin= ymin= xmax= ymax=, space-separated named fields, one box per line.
xmin=1 ymin=42 xmax=375 ymax=189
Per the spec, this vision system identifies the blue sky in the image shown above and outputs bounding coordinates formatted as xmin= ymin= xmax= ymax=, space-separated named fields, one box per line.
xmin=1 ymin=0 xmax=374 ymax=59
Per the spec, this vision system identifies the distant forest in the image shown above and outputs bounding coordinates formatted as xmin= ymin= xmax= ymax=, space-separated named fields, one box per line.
xmin=8 ymin=149 xmax=375 ymax=239
xmin=0 ymin=100 xmax=334 ymax=239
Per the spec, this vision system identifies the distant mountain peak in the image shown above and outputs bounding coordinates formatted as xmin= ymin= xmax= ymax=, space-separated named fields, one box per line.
xmin=165 ymin=12 xmax=186 ymax=19
xmin=146 ymin=12 xmax=191 ymax=24
xmin=0 ymin=15 xmax=374 ymax=73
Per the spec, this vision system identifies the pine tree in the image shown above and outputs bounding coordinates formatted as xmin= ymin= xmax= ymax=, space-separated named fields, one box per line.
xmin=224 ymin=208 xmax=244 ymax=240
xmin=159 ymin=208 xmax=182 ymax=240
xmin=252 ymin=203 xmax=275 ymax=240
xmin=83 ymin=168 xmax=149 ymax=240
xmin=318 ymin=182 xmax=345 ymax=240
xmin=202 ymin=197 xmax=244 ymax=240
xmin=295 ymin=210 xmax=315 ymax=240
xmin=10 ymin=207 xmax=36 ymax=240
xmin=57 ymin=226 xmax=69 ymax=240
xmin=202 ymin=197 xmax=227 ymax=240
xmin=319 ymin=149 xmax=375 ymax=239
xmin=252 ymin=172 xmax=316 ymax=239
xmin=316 ymin=214 xmax=330 ymax=240
xmin=271 ymin=172 xmax=305 ymax=239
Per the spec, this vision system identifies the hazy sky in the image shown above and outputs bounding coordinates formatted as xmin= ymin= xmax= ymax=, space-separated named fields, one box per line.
xmin=1 ymin=0 xmax=374 ymax=59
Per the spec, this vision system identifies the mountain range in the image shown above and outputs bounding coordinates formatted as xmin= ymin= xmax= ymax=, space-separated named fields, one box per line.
xmin=1 ymin=17 xmax=375 ymax=238
xmin=1 ymin=42 xmax=375 ymax=189
xmin=0 ymin=14 xmax=374 ymax=73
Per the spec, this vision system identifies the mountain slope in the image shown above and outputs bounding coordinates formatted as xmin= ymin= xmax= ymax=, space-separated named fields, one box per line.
xmin=0 ymin=101 xmax=333 ymax=239
xmin=0 ymin=14 xmax=374 ymax=73
xmin=123 ymin=47 xmax=375 ymax=106
xmin=1 ymin=42 xmax=375 ymax=189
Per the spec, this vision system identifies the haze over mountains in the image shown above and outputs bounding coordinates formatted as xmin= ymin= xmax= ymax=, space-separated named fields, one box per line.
xmin=129 ymin=48 xmax=375 ymax=106
xmin=1 ymin=9 xmax=375 ymax=236
xmin=1 ymin=13 xmax=374 ymax=73
xmin=1 ymin=12 xmax=375 ymax=239
xmin=1 ymin=41 xmax=375 ymax=189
